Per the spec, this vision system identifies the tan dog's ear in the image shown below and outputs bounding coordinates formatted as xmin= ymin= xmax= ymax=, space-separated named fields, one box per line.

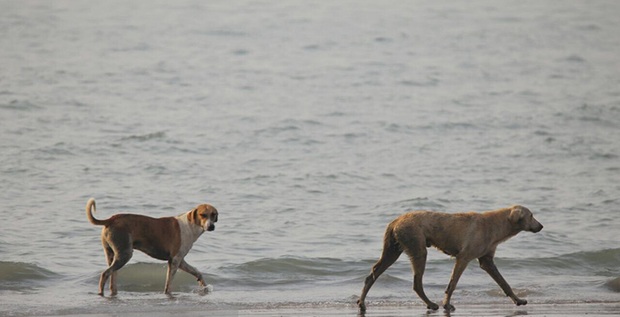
xmin=508 ymin=206 xmax=524 ymax=223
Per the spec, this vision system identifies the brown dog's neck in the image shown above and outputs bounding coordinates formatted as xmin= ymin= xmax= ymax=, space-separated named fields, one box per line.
xmin=176 ymin=213 xmax=205 ymax=240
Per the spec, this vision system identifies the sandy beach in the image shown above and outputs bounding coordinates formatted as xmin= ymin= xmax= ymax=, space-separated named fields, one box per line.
xmin=251 ymin=303 xmax=620 ymax=317
xmin=36 ymin=302 xmax=620 ymax=317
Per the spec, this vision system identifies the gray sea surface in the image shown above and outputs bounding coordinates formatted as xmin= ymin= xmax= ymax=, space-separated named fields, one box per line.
xmin=1 ymin=1 xmax=619 ymax=316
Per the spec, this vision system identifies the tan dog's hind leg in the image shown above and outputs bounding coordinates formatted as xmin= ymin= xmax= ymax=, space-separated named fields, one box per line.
xmin=110 ymin=270 xmax=118 ymax=296
xmin=358 ymin=248 xmax=401 ymax=311
xmin=395 ymin=226 xmax=439 ymax=311
xmin=442 ymin=257 xmax=470 ymax=311
xmin=358 ymin=226 xmax=403 ymax=312
xmin=407 ymin=247 xmax=439 ymax=310
xmin=479 ymin=254 xmax=527 ymax=306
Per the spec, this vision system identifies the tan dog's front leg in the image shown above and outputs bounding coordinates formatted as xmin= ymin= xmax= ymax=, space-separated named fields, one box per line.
xmin=165 ymin=259 xmax=180 ymax=295
xmin=179 ymin=260 xmax=206 ymax=288
xmin=443 ymin=258 xmax=469 ymax=312
xmin=479 ymin=255 xmax=527 ymax=306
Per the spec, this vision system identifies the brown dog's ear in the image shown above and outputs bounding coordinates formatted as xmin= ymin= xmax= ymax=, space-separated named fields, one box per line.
xmin=508 ymin=206 xmax=524 ymax=223
xmin=187 ymin=208 xmax=199 ymax=224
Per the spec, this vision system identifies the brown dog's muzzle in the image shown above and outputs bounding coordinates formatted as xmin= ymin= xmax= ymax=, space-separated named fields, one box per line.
xmin=207 ymin=223 xmax=215 ymax=231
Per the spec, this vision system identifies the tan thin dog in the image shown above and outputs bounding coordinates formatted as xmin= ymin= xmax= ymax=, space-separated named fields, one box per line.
xmin=86 ymin=198 xmax=218 ymax=296
xmin=358 ymin=205 xmax=543 ymax=312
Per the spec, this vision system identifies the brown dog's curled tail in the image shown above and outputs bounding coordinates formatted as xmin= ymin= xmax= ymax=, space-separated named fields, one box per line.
xmin=86 ymin=198 xmax=107 ymax=226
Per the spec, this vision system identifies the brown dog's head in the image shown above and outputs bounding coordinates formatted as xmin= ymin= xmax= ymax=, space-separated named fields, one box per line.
xmin=189 ymin=204 xmax=218 ymax=232
xmin=508 ymin=205 xmax=543 ymax=233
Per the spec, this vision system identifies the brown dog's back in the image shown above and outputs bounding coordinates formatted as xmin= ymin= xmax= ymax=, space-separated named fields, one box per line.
xmin=87 ymin=198 xmax=183 ymax=262
xmin=104 ymin=214 xmax=178 ymax=255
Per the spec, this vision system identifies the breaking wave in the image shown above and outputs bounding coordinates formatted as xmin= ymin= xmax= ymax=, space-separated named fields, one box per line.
xmin=0 ymin=261 xmax=59 ymax=291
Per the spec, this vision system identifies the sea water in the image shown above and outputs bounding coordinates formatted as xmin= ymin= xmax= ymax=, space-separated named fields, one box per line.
xmin=1 ymin=0 xmax=619 ymax=315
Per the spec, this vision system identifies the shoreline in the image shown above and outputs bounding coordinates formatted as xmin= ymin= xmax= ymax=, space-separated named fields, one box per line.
xmin=35 ymin=302 xmax=620 ymax=317
xmin=247 ymin=302 xmax=620 ymax=316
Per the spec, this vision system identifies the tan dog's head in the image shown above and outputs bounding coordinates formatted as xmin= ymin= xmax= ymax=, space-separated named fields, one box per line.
xmin=189 ymin=204 xmax=218 ymax=232
xmin=508 ymin=205 xmax=543 ymax=233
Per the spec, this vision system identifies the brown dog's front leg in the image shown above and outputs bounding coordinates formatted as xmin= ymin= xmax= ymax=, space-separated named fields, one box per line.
xmin=478 ymin=255 xmax=527 ymax=306
xmin=179 ymin=260 xmax=206 ymax=288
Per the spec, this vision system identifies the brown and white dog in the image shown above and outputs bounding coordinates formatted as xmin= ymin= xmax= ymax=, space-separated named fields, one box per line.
xmin=86 ymin=198 xmax=218 ymax=296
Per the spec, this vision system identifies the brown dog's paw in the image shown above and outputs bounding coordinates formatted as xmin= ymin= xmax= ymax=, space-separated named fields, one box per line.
xmin=427 ymin=302 xmax=439 ymax=310
xmin=516 ymin=298 xmax=528 ymax=306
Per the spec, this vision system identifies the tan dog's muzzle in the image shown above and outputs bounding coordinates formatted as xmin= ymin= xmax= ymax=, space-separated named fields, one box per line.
xmin=530 ymin=219 xmax=543 ymax=233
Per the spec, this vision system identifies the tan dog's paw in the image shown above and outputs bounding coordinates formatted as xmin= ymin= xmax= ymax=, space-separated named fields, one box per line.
xmin=443 ymin=303 xmax=455 ymax=312
xmin=357 ymin=299 xmax=366 ymax=312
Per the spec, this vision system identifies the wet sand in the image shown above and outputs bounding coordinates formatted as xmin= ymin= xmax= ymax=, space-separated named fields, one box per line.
xmin=246 ymin=303 xmax=620 ymax=316
xmin=40 ymin=302 xmax=620 ymax=317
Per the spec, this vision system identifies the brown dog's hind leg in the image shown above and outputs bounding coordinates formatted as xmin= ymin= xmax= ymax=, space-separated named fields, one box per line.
xmin=98 ymin=250 xmax=132 ymax=296
xmin=102 ymin=245 xmax=118 ymax=296
xmin=479 ymin=254 xmax=527 ymax=306
xmin=358 ymin=227 xmax=402 ymax=312
xmin=98 ymin=232 xmax=132 ymax=296
xmin=164 ymin=258 xmax=181 ymax=295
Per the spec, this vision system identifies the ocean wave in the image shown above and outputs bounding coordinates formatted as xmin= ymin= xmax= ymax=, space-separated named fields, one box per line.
xmin=604 ymin=277 xmax=620 ymax=292
xmin=120 ymin=131 xmax=167 ymax=142
xmin=84 ymin=259 xmax=361 ymax=293
xmin=4 ymin=249 xmax=617 ymax=295
xmin=556 ymin=104 xmax=620 ymax=129
xmin=233 ymin=256 xmax=358 ymax=275
xmin=0 ymin=261 xmax=59 ymax=290
xmin=389 ymin=197 xmax=447 ymax=210
xmin=104 ymin=262 xmax=206 ymax=293
xmin=0 ymin=99 xmax=42 ymax=111
xmin=219 ymin=256 xmax=361 ymax=287
xmin=214 ymin=249 xmax=620 ymax=290
xmin=496 ymin=248 xmax=620 ymax=276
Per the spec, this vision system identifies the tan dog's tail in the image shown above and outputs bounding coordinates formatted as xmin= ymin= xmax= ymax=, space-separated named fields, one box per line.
xmin=382 ymin=222 xmax=401 ymax=255
xmin=371 ymin=222 xmax=401 ymax=280
xmin=86 ymin=198 xmax=107 ymax=226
